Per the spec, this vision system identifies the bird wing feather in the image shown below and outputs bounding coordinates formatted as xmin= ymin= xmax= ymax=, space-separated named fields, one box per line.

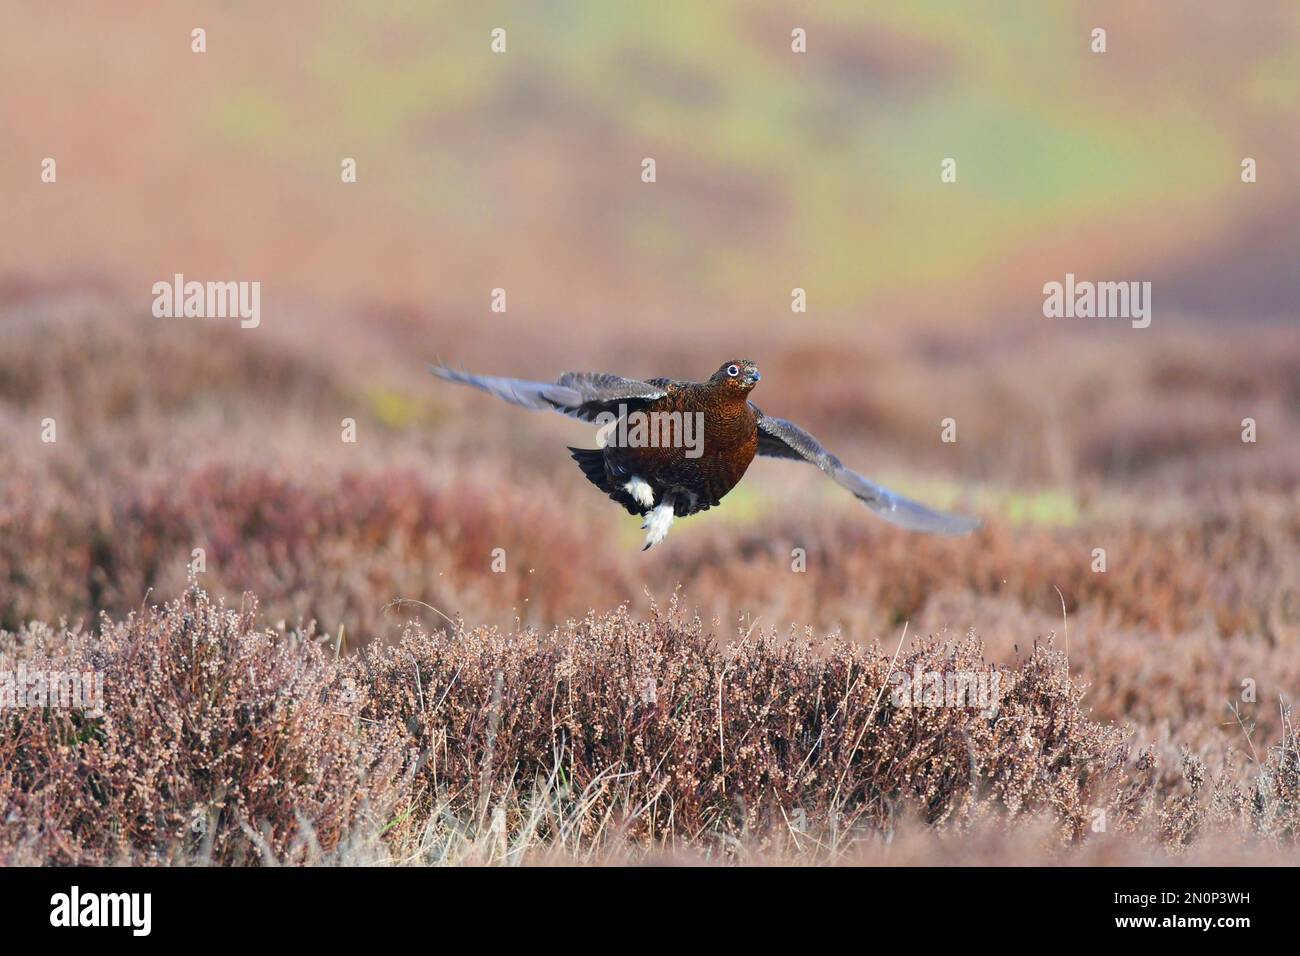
xmin=752 ymin=407 xmax=981 ymax=535
xmin=431 ymin=365 xmax=669 ymax=421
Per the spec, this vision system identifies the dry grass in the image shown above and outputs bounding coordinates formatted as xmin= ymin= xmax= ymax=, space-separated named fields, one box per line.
xmin=2 ymin=584 xmax=1298 ymax=865
xmin=5 ymin=5 xmax=1298 ymax=867
xmin=1 ymin=295 xmax=1297 ymax=864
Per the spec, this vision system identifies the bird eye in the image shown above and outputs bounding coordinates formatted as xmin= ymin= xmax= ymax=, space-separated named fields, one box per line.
xmin=727 ymin=364 xmax=740 ymax=377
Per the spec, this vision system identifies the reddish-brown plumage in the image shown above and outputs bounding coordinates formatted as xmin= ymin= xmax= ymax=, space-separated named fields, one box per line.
xmin=433 ymin=356 xmax=982 ymax=547
xmin=609 ymin=378 xmax=759 ymax=516
xmin=562 ymin=360 xmax=762 ymax=521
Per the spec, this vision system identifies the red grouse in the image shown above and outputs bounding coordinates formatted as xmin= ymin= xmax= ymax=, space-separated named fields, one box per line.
xmin=431 ymin=360 xmax=980 ymax=549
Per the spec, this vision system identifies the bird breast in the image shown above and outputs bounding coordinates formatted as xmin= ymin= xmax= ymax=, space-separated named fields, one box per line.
xmin=612 ymin=386 xmax=757 ymax=500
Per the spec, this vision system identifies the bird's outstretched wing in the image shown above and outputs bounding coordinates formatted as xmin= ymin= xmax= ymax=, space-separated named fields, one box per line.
xmin=752 ymin=408 xmax=981 ymax=535
xmin=431 ymin=365 xmax=670 ymax=422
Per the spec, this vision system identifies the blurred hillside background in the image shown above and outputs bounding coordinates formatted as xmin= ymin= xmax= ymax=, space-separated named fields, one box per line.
xmin=2 ymin=1 xmax=1297 ymax=647
xmin=2 ymin=3 xmax=1299 ymax=863
xmin=4 ymin=2 xmax=1299 ymax=319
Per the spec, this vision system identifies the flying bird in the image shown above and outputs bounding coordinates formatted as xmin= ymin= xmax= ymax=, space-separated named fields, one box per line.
xmin=431 ymin=360 xmax=980 ymax=549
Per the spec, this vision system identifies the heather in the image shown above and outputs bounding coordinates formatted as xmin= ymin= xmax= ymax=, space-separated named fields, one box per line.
xmin=2 ymin=293 xmax=1299 ymax=863
xmin=4 ymin=2 xmax=1300 ymax=868
xmin=2 ymin=584 xmax=1297 ymax=865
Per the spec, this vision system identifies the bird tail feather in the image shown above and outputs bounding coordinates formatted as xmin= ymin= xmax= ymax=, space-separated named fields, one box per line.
xmin=568 ymin=447 xmax=607 ymax=486
xmin=567 ymin=447 xmax=643 ymax=515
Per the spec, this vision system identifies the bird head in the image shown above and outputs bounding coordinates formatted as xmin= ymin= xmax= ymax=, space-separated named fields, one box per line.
xmin=709 ymin=359 xmax=761 ymax=392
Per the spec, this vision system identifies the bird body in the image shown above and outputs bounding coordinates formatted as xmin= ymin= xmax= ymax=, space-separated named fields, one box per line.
xmin=432 ymin=359 xmax=979 ymax=549
xmin=576 ymin=379 xmax=758 ymax=516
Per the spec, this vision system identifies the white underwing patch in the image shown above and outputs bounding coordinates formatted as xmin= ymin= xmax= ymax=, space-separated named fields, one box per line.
xmin=641 ymin=502 xmax=675 ymax=549
xmin=624 ymin=476 xmax=655 ymax=509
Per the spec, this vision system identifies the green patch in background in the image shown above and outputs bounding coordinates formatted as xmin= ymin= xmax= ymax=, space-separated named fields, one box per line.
xmin=995 ymin=487 xmax=1080 ymax=527
xmin=364 ymin=386 xmax=442 ymax=430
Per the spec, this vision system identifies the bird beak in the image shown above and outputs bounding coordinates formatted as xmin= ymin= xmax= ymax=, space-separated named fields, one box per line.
xmin=748 ymin=370 xmax=761 ymax=384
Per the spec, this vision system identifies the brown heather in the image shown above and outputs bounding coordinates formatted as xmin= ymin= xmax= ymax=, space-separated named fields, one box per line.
xmin=1 ymin=584 xmax=1297 ymax=865
xmin=0 ymin=587 xmax=406 ymax=865
xmin=1 ymin=297 xmax=1297 ymax=864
